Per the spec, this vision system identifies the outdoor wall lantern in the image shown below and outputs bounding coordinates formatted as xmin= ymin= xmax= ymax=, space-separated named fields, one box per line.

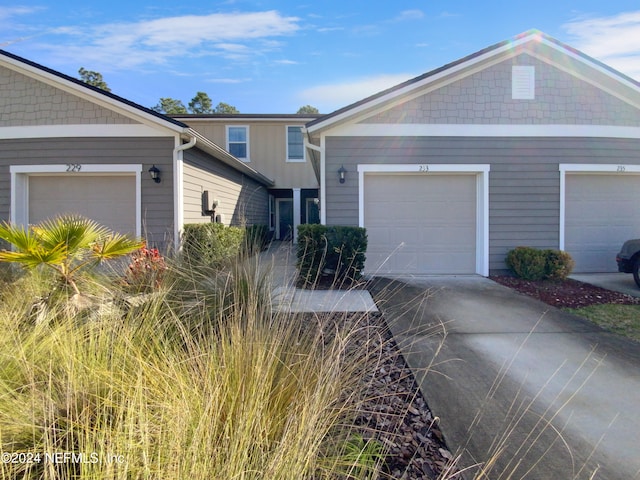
xmin=338 ymin=165 xmax=347 ymax=184
xmin=148 ymin=165 xmax=161 ymax=183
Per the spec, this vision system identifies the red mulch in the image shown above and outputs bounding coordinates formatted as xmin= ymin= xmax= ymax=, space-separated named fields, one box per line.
xmin=490 ymin=276 xmax=640 ymax=309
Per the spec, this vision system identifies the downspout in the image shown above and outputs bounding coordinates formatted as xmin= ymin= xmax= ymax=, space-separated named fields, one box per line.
xmin=173 ymin=135 xmax=197 ymax=252
xmin=302 ymin=127 xmax=324 ymax=224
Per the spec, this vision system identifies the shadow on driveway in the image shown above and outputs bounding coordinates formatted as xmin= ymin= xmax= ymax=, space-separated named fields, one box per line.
xmin=368 ymin=276 xmax=640 ymax=480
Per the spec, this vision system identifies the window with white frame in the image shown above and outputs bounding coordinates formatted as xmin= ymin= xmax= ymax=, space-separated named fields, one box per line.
xmin=286 ymin=126 xmax=304 ymax=162
xmin=227 ymin=126 xmax=249 ymax=161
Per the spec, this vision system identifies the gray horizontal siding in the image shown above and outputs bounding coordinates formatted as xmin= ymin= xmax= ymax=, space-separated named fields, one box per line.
xmin=325 ymin=136 xmax=640 ymax=272
xmin=183 ymin=147 xmax=268 ymax=227
xmin=0 ymin=137 xmax=175 ymax=251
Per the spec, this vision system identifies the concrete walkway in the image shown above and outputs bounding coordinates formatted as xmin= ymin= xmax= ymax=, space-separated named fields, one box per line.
xmin=368 ymin=276 xmax=640 ymax=480
xmin=259 ymin=242 xmax=378 ymax=313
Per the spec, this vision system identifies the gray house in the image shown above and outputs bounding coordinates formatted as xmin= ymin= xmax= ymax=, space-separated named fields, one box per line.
xmin=0 ymin=49 xmax=272 ymax=252
xmin=305 ymin=30 xmax=640 ymax=276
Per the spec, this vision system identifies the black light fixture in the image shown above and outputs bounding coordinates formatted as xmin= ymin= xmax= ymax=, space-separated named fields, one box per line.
xmin=338 ymin=165 xmax=347 ymax=184
xmin=148 ymin=165 xmax=161 ymax=183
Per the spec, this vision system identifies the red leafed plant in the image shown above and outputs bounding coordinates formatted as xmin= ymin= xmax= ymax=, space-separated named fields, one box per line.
xmin=125 ymin=244 xmax=168 ymax=292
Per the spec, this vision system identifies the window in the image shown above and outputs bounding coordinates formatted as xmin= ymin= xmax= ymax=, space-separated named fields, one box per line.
xmin=286 ymin=126 xmax=305 ymax=162
xmin=227 ymin=126 xmax=249 ymax=161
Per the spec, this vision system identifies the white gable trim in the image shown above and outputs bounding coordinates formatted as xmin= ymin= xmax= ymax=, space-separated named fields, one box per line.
xmin=0 ymin=124 xmax=171 ymax=139
xmin=0 ymin=54 xmax=184 ymax=134
xmin=558 ymin=163 xmax=640 ymax=251
xmin=357 ymin=163 xmax=490 ymax=276
xmin=10 ymin=164 xmax=142 ymax=236
xmin=324 ymin=124 xmax=640 ymax=138
xmin=308 ymin=32 xmax=640 ymax=134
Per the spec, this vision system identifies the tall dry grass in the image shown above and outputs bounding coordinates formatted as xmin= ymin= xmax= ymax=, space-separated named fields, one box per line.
xmin=0 ymin=251 xmax=389 ymax=480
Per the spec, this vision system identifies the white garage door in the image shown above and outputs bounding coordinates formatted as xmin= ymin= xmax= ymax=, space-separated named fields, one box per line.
xmin=565 ymin=174 xmax=640 ymax=272
xmin=29 ymin=175 xmax=137 ymax=235
xmin=364 ymin=174 xmax=476 ymax=274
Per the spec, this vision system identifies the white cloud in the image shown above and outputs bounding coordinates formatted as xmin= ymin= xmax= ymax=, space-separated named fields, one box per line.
xmin=298 ymin=73 xmax=415 ymax=112
xmin=275 ymin=59 xmax=299 ymax=65
xmin=0 ymin=6 xmax=40 ymax=22
xmin=393 ymin=10 xmax=425 ymax=22
xmin=563 ymin=10 xmax=640 ymax=80
xmin=33 ymin=10 xmax=301 ymax=70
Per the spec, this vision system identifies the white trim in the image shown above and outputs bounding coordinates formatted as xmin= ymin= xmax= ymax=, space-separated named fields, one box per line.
xmin=292 ymin=188 xmax=301 ymax=242
xmin=357 ymin=163 xmax=490 ymax=276
xmin=10 ymin=164 xmax=142 ymax=237
xmin=558 ymin=163 xmax=640 ymax=250
xmin=286 ymin=125 xmax=306 ymax=162
xmin=226 ymin=125 xmax=250 ymax=162
xmin=325 ymin=123 xmax=640 ymax=139
xmin=0 ymin=124 xmax=172 ymax=139
xmin=320 ymin=134 xmax=327 ymax=224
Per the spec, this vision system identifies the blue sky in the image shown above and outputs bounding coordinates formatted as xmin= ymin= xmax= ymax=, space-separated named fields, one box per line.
xmin=2 ymin=1 xmax=640 ymax=113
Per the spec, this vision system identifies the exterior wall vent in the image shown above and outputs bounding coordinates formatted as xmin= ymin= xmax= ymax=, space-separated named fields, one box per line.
xmin=512 ymin=66 xmax=535 ymax=99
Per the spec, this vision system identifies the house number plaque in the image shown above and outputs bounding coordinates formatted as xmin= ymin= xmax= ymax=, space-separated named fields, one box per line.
xmin=66 ymin=164 xmax=82 ymax=172
xmin=616 ymin=165 xmax=626 ymax=172
xmin=418 ymin=165 xmax=429 ymax=172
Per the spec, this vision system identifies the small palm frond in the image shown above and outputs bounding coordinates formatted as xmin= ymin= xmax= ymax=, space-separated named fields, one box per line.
xmin=32 ymin=215 xmax=110 ymax=253
xmin=0 ymin=222 xmax=39 ymax=252
xmin=0 ymin=236 xmax=68 ymax=269
xmin=91 ymin=233 xmax=144 ymax=261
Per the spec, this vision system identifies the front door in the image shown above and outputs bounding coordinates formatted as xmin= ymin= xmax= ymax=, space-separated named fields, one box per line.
xmin=276 ymin=198 xmax=293 ymax=240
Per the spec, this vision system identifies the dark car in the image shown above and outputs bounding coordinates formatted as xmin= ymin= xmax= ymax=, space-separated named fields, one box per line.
xmin=616 ymin=239 xmax=640 ymax=288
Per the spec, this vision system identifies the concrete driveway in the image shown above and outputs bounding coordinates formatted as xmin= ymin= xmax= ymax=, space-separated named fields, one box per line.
xmin=571 ymin=273 xmax=640 ymax=298
xmin=368 ymin=276 xmax=640 ymax=480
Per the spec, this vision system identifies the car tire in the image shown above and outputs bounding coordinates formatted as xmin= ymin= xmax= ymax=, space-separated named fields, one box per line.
xmin=634 ymin=258 xmax=640 ymax=288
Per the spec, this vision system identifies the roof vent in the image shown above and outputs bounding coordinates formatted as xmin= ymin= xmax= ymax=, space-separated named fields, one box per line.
xmin=512 ymin=66 xmax=535 ymax=99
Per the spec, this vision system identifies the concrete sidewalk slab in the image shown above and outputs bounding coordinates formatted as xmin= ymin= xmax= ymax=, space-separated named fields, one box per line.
xmin=369 ymin=275 xmax=640 ymax=480
xmin=571 ymin=273 xmax=640 ymax=298
xmin=272 ymin=286 xmax=378 ymax=313
xmin=259 ymin=242 xmax=378 ymax=314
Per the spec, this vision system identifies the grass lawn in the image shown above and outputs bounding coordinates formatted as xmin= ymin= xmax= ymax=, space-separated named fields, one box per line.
xmin=565 ymin=304 xmax=640 ymax=343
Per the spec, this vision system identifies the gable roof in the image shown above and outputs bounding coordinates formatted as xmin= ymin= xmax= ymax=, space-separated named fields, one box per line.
xmin=306 ymin=29 xmax=640 ymax=133
xmin=0 ymin=49 xmax=273 ymax=186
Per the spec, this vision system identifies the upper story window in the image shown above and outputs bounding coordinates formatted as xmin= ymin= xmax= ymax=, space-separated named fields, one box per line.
xmin=227 ymin=126 xmax=250 ymax=161
xmin=286 ymin=126 xmax=305 ymax=162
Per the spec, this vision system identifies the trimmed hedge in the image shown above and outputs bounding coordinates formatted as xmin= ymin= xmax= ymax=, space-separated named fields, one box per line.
xmin=182 ymin=223 xmax=269 ymax=265
xmin=506 ymin=246 xmax=575 ymax=281
xmin=296 ymin=225 xmax=367 ymax=287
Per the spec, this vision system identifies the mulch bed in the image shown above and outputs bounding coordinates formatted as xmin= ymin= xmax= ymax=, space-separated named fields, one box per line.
xmin=490 ymin=275 xmax=640 ymax=309
xmin=308 ymin=311 xmax=459 ymax=479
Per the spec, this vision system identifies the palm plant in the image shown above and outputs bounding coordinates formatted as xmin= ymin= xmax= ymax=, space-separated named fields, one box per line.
xmin=0 ymin=215 xmax=143 ymax=295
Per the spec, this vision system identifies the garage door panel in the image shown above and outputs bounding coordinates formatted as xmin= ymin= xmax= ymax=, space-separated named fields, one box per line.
xmin=364 ymin=174 xmax=476 ymax=274
xmin=566 ymin=174 xmax=640 ymax=273
xmin=29 ymin=175 xmax=136 ymax=236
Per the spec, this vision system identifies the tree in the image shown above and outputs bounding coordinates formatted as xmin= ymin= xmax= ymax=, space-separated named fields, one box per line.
xmin=188 ymin=91 xmax=213 ymax=114
xmin=214 ymin=102 xmax=240 ymax=114
xmin=78 ymin=67 xmax=111 ymax=92
xmin=0 ymin=215 xmax=142 ymax=295
xmin=297 ymin=105 xmax=319 ymax=114
xmin=152 ymin=97 xmax=188 ymax=114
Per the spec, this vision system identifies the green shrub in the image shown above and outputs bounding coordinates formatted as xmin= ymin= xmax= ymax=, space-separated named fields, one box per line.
xmin=543 ymin=249 xmax=575 ymax=280
xmin=183 ymin=224 xmax=271 ymax=265
xmin=506 ymin=246 xmax=574 ymax=281
xmin=297 ymin=225 xmax=367 ymax=287
xmin=182 ymin=223 xmax=245 ymax=265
